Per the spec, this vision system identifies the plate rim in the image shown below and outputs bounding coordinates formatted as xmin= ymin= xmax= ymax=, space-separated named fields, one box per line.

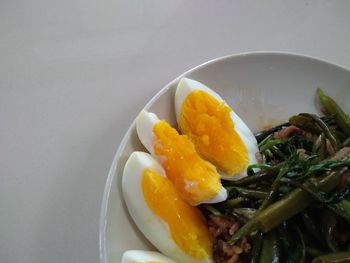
xmin=99 ymin=51 xmax=350 ymax=263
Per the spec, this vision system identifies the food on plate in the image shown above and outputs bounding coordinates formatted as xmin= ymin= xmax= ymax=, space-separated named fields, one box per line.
xmin=201 ymin=88 xmax=350 ymax=263
xmin=136 ymin=110 xmax=227 ymax=206
xmin=175 ymin=78 xmax=259 ymax=180
xmin=122 ymin=151 xmax=213 ymax=263
xmin=123 ymin=79 xmax=350 ymax=263
xmin=121 ymin=250 xmax=178 ymax=263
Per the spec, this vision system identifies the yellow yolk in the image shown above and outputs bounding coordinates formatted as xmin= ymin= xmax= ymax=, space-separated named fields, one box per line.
xmin=142 ymin=169 xmax=212 ymax=259
xmin=179 ymin=90 xmax=249 ymax=176
xmin=152 ymin=120 xmax=221 ymax=205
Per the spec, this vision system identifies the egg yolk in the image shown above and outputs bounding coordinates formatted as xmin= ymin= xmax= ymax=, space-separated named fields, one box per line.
xmin=178 ymin=90 xmax=249 ymax=176
xmin=142 ymin=169 xmax=212 ymax=259
xmin=152 ymin=120 xmax=221 ymax=206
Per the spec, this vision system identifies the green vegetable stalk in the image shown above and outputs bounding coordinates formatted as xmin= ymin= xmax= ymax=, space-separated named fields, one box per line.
xmin=328 ymin=199 xmax=350 ymax=224
xmin=312 ymin=133 xmax=327 ymax=160
xmin=229 ymin=186 xmax=269 ymax=200
xmin=278 ymin=222 xmax=306 ymax=263
xmin=306 ymin=247 xmax=325 ymax=259
xmin=321 ymin=211 xmax=339 ymax=252
xmin=301 ymin=212 xmax=324 ymax=243
xmin=259 ymin=230 xmax=281 ymax=263
xmin=251 ymin=231 xmax=263 ymax=263
xmin=256 ymin=170 xmax=342 ymax=232
xmin=224 ymin=171 xmax=274 ymax=186
xmin=229 ymin=170 xmax=342 ymax=244
xmin=317 ymin=88 xmax=350 ymax=136
xmin=312 ymin=252 xmax=350 ymax=263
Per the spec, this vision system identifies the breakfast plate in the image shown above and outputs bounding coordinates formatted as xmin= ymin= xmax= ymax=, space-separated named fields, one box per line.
xmin=99 ymin=52 xmax=350 ymax=263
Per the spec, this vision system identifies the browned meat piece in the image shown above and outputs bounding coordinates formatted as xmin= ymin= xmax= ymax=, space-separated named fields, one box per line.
xmin=274 ymin=125 xmax=301 ymax=139
xmin=208 ymin=215 xmax=251 ymax=263
xmin=330 ymin=147 xmax=350 ymax=160
xmin=301 ymin=131 xmax=318 ymax=141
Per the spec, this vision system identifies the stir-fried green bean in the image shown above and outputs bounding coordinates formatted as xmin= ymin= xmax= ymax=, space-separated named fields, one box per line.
xmin=227 ymin=186 xmax=269 ymax=200
xmin=301 ymin=212 xmax=324 ymax=244
xmin=312 ymin=251 xmax=350 ymax=263
xmin=251 ymin=232 xmax=263 ymax=263
xmin=328 ymin=199 xmax=350 ymax=224
xmin=258 ymin=165 xmax=288 ymax=211
xmin=223 ymin=171 xmax=274 ymax=186
xmin=202 ymin=204 xmax=222 ymax=216
xmin=317 ymin=88 xmax=350 ymax=136
xmin=322 ymin=211 xmax=339 ymax=252
xmin=312 ymin=133 xmax=327 ymax=160
xmin=276 ymin=221 xmax=306 ymax=263
xmin=220 ymin=197 xmax=244 ymax=208
xmin=306 ymin=247 xmax=325 ymax=259
xmin=234 ymin=208 xmax=257 ymax=219
xmin=279 ymin=174 xmax=350 ymax=223
xmin=291 ymin=222 xmax=306 ymax=263
xmin=255 ymin=186 xmax=310 ymax=232
xmin=259 ymin=230 xmax=281 ymax=263
xmin=229 ymin=170 xmax=343 ymax=244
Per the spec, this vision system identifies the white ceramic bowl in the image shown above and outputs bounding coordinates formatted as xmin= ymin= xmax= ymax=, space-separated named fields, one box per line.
xmin=99 ymin=52 xmax=350 ymax=263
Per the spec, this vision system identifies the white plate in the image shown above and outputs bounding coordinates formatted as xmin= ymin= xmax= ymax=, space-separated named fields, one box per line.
xmin=99 ymin=52 xmax=350 ymax=263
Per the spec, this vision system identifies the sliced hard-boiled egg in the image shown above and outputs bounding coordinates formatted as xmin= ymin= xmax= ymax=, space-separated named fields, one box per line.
xmin=121 ymin=250 xmax=178 ymax=263
xmin=136 ymin=110 xmax=227 ymax=206
xmin=175 ymin=77 xmax=259 ymax=180
xmin=122 ymin=152 xmax=213 ymax=263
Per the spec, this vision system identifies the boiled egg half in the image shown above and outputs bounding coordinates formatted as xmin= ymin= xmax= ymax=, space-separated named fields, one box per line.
xmin=175 ymin=78 xmax=259 ymax=180
xmin=122 ymin=152 xmax=213 ymax=263
xmin=136 ymin=110 xmax=227 ymax=206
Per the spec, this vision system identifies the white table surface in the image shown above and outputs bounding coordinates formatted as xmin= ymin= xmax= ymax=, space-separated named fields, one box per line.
xmin=1 ymin=1 xmax=350 ymax=262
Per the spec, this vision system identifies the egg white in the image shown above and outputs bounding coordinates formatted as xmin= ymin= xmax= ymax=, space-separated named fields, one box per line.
xmin=175 ymin=78 xmax=259 ymax=180
xmin=121 ymin=250 xmax=178 ymax=263
xmin=122 ymin=151 xmax=213 ymax=263
xmin=135 ymin=110 xmax=227 ymax=204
